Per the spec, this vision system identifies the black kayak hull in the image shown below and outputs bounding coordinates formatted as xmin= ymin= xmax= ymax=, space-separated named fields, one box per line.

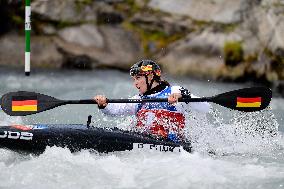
xmin=0 ymin=124 xmax=191 ymax=154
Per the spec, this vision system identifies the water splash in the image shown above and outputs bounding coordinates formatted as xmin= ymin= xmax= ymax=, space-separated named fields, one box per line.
xmin=0 ymin=112 xmax=23 ymax=126
xmin=185 ymin=107 xmax=283 ymax=156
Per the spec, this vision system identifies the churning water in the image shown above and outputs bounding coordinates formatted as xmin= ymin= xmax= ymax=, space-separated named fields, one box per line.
xmin=0 ymin=68 xmax=284 ymax=189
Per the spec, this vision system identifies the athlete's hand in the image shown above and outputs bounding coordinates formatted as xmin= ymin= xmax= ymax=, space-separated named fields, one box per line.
xmin=168 ymin=93 xmax=182 ymax=104
xmin=94 ymin=95 xmax=108 ymax=108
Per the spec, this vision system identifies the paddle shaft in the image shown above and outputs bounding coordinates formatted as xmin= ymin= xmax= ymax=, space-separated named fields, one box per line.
xmin=65 ymin=97 xmax=213 ymax=104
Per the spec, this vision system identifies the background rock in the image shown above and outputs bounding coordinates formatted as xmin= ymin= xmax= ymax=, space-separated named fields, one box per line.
xmin=0 ymin=34 xmax=63 ymax=68
xmin=148 ymin=0 xmax=245 ymax=24
xmin=55 ymin=25 xmax=142 ymax=69
xmin=0 ymin=0 xmax=284 ymax=96
xmin=31 ymin=0 xmax=97 ymax=23
xmin=58 ymin=24 xmax=104 ymax=49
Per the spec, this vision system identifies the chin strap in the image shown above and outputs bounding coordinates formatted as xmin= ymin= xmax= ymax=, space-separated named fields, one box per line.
xmin=145 ymin=75 xmax=156 ymax=91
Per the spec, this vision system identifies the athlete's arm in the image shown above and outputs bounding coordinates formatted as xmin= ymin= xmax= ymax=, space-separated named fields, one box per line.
xmin=171 ymin=86 xmax=212 ymax=113
xmin=94 ymin=95 xmax=137 ymax=116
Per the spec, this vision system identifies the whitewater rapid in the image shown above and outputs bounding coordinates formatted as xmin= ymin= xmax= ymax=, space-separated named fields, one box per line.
xmin=0 ymin=68 xmax=284 ymax=188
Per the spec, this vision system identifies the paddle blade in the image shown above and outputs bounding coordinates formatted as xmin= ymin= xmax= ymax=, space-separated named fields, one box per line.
xmin=212 ymin=87 xmax=272 ymax=112
xmin=1 ymin=91 xmax=65 ymax=116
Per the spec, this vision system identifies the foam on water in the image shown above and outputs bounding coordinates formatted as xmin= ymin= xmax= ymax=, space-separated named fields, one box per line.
xmin=0 ymin=112 xmax=23 ymax=126
xmin=186 ymin=107 xmax=283 ymax=156
xmin=0 ymin=146 xmax=284 ymax=189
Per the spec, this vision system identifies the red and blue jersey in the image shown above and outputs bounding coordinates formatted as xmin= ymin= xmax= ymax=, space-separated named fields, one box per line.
xmin=135 ymin=86 xmax=185 ymax=142
xmin=101 ymin=82 xmax=211 ymax=142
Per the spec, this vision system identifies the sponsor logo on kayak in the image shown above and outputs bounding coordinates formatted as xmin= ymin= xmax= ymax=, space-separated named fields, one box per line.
xmin=11 ymin=124 xmax=48 ymax=130
xmin=0 ymin=131 xmax=33 ymax=140
xmin=11 ymin=124 xmax=33 ymax=131
xmin=33 ymin=124 xmax=48 ymax=130
xmin=133 ymin=143 xmax=181 ymax=153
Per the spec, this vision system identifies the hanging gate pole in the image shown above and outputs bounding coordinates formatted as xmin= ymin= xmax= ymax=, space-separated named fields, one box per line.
xmin=25 ymin=0 xmax=31 ymax=76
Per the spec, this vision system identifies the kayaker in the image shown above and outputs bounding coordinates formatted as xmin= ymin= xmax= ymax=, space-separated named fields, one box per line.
xmin=94 ymin=59 xmax=211 ymax=142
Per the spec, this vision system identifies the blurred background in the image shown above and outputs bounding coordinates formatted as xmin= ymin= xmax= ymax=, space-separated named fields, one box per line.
xmin=0 ymin=0 xmax=284 ymax=97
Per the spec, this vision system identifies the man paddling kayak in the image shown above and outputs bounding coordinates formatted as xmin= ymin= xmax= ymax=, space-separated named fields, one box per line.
xmin=95 ymin=60 xmax=211 ymax=142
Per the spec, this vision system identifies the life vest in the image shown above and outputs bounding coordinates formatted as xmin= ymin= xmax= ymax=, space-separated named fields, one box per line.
xmin=136 ymin=86 xmax=185 ymax=142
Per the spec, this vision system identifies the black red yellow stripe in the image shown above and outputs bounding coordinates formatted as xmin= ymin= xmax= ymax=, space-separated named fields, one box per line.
xmin=236 ymin=97 xmax=261 ymax=108
xmin=11 ymin=96 xmax=38 ymax=112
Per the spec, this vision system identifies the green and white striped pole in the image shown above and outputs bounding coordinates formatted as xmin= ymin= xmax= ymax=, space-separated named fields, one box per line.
xmin=25 ymin=0 xmax=31 ymax=76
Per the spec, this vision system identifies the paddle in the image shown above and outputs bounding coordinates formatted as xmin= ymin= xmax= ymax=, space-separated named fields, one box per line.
xmin=0 ymin=87 xmax=272 ymax=116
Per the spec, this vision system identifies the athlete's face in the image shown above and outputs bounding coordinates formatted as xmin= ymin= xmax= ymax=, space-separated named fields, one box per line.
xmin=132 ymin=75 xmax=152 ymax=94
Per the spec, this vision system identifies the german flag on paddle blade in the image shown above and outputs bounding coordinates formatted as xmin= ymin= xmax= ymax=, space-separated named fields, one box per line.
xmin=236 ymin=97 xmax=261 ymax=108
xmin=11 ymin=96 xmax=38 ymax=112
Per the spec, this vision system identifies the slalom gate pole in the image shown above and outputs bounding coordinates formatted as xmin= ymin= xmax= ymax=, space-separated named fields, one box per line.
xmin=25 ymin=0 xmax=31 ymax=76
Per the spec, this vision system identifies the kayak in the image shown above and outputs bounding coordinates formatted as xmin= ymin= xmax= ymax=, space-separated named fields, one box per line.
xmin=0 ymin=124 xmax=191 ymax=154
